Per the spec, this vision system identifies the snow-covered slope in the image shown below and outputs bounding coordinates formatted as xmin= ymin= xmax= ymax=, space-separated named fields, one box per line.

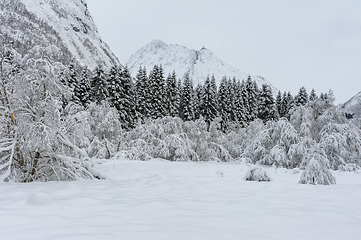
xmin=127 ymin=40 xmax=272 ymax=88
xmin=342 ymin=91 xmax=361 ymax=120
xmin=1 ymin=0 xmax=119 ymax=69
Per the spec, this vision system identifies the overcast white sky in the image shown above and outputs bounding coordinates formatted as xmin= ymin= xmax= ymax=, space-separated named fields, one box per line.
xmin=86 ymin=0 xmax=361 ymax=104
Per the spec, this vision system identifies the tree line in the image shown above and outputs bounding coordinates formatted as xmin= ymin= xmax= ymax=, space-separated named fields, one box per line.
xmin=64 ymin=63 xmax=332 ymax=132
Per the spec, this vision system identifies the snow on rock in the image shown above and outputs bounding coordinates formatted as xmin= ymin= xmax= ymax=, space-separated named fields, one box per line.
xmin=12 ymin=0 xmax=119 ymax=69
xmin=28 ymin=192 xmax=54 ymax=205
xmin=293 ymin=168 xmax=300 ymax=174
xmin=127 ymin=40 xmax=275 ymax=90
xmin=342 ymin=91 xmax=361 ymax=121
xmin=244 ymin=167 xmax=272 ymax=182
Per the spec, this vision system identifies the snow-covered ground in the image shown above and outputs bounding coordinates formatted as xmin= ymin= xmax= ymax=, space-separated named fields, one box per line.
xmin=1 ymin=158 xmax=360 ymax=240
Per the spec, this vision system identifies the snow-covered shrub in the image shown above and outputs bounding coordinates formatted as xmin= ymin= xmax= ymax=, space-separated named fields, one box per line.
xmin=338 ymin=163 xmax=360 ymax=172
xmin=287 ymin=137 xmax=316 ymax=169
xmin=318 ymin=122 xmax=361 ymax=169
xmin=244 ymin=119 xmax=299 ymax=168
xmin=244 ymin=167 xmax=272 ymax=182
xmin=299 ymin=152 xmax=336 ymax=185
xmin=259 ymin=145 xmax=288 ymax=167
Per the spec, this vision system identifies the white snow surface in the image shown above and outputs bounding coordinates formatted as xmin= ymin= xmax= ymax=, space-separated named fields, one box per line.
xmin=127 ymin=40 xmax=275 ymax=90
xmin=1 ymin=158 xmax=361 ymax=240
xmin=19 ymin=0 xmax=119 ymax=69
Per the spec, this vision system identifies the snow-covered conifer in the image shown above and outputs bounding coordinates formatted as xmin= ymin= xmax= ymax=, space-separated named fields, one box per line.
xmin=135 ymin=67 xmax=150 ymax=120
xmin=165 ymin=70 xmax=180 ymax=117
xmin=179 ymin=73 xmax=195 ymax=121
xmin=295 ymin=86 xmax=308 ymax=107
xmin=90 ymin=65 xmax=108 ymax=104
xmin=258 ymin=84 xmax=278 ymax=123
xmin=309 ymin=88 xmax=317 ymax=101
xmin=148 ymin=65 xmax=166 ymax=119
xmin=201 ymin=75 xmax=218 ymax=130
xmin=74 ymin=66 xmax=91 ymax=107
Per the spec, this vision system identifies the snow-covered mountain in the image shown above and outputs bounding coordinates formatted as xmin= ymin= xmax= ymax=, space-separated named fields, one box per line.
xmin=127 ymin=40 xmax=272 ymax=88
xmin=342 ymin=91 xmax=361 ymax=120
xmin=1 ymin=0 xmax=119 ymax=69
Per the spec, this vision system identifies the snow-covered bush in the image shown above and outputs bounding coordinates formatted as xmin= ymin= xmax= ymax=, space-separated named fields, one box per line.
xmin=244 ymin=167 xmax=272 ymax=182
xmin=243 ymin=119 xmax=299 ymax=168
xmin=299 ymin=152 xmax=336 ymax=185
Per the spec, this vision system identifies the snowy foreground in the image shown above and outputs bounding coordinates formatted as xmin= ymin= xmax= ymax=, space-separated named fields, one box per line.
xmin=1 ymin=158 xmax=361 ymax=240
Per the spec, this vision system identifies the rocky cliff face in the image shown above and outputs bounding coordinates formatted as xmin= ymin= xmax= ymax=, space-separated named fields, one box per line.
xmin=1 ymin=0 xmax=119 ymax=68
xmin=343 ymin=91 xmax=361 ymax=121
xmin=127 ymin=40 xmax=273 ymax=89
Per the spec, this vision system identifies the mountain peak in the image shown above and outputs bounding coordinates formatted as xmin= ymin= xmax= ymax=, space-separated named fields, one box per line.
xmin=127 ymin=40 xmax=274 ymax=89
xmin=146 ymin=39 xmax=168 ymax=49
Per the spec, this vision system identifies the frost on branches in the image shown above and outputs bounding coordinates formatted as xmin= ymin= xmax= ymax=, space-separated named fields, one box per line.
xmin=299 ymin=151 xmax=336 ymax=185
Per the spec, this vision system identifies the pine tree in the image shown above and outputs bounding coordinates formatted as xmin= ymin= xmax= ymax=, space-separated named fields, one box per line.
xmin=179 ymin=73 xmax=195 ymax=121
xmin=165 ymin=71 xmax=180 ymax=117
xmin=74 ymin=66 xmax=91 ymax=107
xmin=201 ymin=75 xmax=218 ymax=131
xmin=148 ymin=65 xmax=166 ymax=119
xmin=90 ymin=65 xmax=108 ymax=104
xmin=258 ymin=84 xmax=278 ymax=123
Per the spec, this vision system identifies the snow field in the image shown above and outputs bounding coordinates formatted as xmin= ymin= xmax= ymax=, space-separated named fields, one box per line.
xmin=0 ymin=158 xmax=360 ymax=240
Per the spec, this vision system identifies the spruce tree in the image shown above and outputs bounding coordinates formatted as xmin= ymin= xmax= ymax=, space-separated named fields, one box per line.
xmin=295 ymin=86 xmax=308 ymax=106
xmin=285 ymin=91 xmax=294 ymax=119
xmin=165 ymin=71 xmax=180 ymax=117
xmin=179 ymin=73 xmax=195 ymax=121
xmin=148 ymin=65 xmax=166 ymax=119
xmin=228 ymin=77 xmax=237 ymax=123
xmin=107 ymin=65 xmax=122 ymax=108
xmin=67 ymin=60 xmax=78 ymax=90
xmin=258 ymin=84 xmax=278 ymax=123
xmin=194 ymin=83 xmax=204 ymax=120
xmin=244 ymin=76 xmax=258 ymax=123
xmin=118 ymin=67 xmax=137 ymax=129
xmin=201 ymin=75 xmax=218 ymax=131
xmin=234 ymin=79 xmax=247 ymax=127
xmin=279 ymin=91 xmax=288 ymax=118
xmin=309 ymin=88 xmax=317 ymax=101
xmin=135 ymin=67 xmax=150 ymax=120
xmin=276 ymin=90 xmax=282 ymax=117
xmin=218 ymin=76 xmax=230 ymax=132
xmin=74 ymin=66 xmax=91 ymax=107
xmin=90 ymin=65 xmax=108 ymax=104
